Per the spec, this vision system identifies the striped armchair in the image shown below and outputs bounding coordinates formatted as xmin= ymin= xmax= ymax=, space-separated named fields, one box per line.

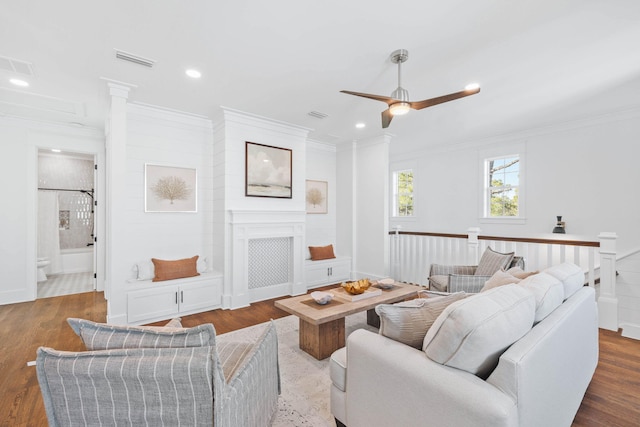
xmin=36 ymin=320 xmax=279 ymax=427
xmin=429 ymin=255 xmax=525 ymax=293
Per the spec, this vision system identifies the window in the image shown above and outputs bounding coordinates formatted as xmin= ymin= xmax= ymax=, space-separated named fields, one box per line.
xmin=486 ymin=155 xmax=520 ymax=217
xmin=393 ymin=169 xmax=414 ymax=217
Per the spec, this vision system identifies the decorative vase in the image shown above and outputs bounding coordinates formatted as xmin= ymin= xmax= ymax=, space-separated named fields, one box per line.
xmin=553 ymin=216 xmax=566 ymax=234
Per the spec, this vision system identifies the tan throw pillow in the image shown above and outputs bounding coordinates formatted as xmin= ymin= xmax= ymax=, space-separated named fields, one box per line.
xmin=375 ymin=292 xmax=467 ymax=349
xmin=475 ymin=247 xmax=515 ymax=276
xmin=507 ymin=266 xmax=538 ymax=279
xmin=152 ymin=255 xmax=200 ymax=282
xmin=309 ymin=244 xmax=336 ymax=261
xmin=481 ymin=269 xmax=521 ymax=292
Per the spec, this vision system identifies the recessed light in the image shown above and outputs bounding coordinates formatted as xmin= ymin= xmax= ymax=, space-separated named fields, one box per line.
xmin=355 ymin=123 xmax=366 ymax=129
xmin=465 ymin=82 xmax=480 ymax=91
xmin=9 ymin=78 xmax=29 ymax=87
xmin=51 ymin=149 xmax=61 ymax=153
xmin=185 ymin=69 xmax=201 ymax=79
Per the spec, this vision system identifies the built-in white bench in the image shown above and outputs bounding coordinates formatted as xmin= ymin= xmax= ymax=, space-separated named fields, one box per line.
xmin=126 ymin=271 xmax=223 ymax=325
xmin=305 ymin=256 xmax=351 ymax=289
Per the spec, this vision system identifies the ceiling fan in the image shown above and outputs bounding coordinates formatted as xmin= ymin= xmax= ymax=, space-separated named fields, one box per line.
xmin=341 ymin=49 xmax=481 ymax=128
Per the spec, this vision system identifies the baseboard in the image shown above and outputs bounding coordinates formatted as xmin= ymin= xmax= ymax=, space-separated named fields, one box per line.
xmin=620 ymin=323 xmax=640 ymax=340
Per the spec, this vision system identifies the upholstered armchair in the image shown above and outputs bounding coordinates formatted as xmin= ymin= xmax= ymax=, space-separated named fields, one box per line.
xmin=429 ymin=247 xmax=525 ymax=293
xmin=36 ymin=319 xmax=280 ymax=427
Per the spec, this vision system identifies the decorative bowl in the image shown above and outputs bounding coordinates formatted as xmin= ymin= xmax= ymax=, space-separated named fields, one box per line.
xmin=310 ymin=291 xmax=333 ymax=305
xmin=377 ymin=278 xmax=395 ymax=289
xmin=341 ymin=279 xmax=371 ymax=295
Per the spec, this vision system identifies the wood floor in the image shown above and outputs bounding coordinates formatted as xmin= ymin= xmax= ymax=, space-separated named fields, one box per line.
xmin=1 ymin=290 xmax=639 ymax=426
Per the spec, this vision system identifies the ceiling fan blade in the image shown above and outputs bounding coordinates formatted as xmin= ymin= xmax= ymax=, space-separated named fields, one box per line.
xmin=381 ymin=109 xmax=393 ymax=128
xmin=341 ymin=90 xmax=395 ymax=105
xmin=410 ymin=87 xmax=481 ymax=110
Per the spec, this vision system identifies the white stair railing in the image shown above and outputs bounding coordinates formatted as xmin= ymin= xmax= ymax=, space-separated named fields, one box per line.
xmin=389 ymin=229 xmax=618 ymax=331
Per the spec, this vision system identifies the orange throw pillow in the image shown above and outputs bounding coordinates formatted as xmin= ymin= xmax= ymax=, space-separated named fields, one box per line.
xmin=309 ymin=245 xmax=336 ymax=261
xmin=152 ymin=255 xmax=200 ymax=282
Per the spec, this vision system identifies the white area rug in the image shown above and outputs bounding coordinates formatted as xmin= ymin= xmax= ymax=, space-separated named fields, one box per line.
xmin=218 ymin=312 xmax=376 ymax=426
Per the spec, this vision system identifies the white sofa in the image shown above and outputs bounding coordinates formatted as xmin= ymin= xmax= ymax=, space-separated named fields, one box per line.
xmin=330 ymin=263 xmax=599 ymax=427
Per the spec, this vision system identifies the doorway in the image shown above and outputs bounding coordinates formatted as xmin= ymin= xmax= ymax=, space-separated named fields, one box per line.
xmin=37 ymin=149 xmax=96 ymax=298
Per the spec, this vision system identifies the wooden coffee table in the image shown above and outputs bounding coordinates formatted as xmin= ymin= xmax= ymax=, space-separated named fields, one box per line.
xmin=274 ymin=282 xmax=419 ymax=359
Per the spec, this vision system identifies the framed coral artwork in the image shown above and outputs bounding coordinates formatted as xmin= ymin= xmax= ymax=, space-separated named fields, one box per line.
xmin=306 ymin=180 xmax=327 ymax=214
xmin=145 ymin=164 xmax=197 ymax=212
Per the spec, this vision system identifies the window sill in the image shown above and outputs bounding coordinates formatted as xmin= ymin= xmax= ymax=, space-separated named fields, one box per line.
xmin=479 ymin=217 xmax=527 ymax=225
xmin=391 ymin=216 xmax=418 ymax=222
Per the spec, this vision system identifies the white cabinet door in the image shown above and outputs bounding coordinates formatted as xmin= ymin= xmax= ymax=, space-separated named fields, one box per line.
xmin=329 ymin=260 xmax=351 ymax=283
xmin=127 ymin=285 xmax=179 ymax=324
xmin=179 ymin=280 xmax=221 ymax=313
xmin=306 ymin=263 xmax=331 ymax=288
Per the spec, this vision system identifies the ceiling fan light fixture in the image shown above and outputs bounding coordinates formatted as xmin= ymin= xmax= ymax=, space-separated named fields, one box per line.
xmin=389 ymin=102 xmax=411 ymax=116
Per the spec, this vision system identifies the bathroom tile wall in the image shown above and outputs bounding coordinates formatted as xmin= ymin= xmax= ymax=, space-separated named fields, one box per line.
xmin=38 ymin=153 xmax=94 ymax=249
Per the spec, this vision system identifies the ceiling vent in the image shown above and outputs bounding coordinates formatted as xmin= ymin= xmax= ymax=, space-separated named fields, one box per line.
xmin=114 ymin=49 xmax=156 ymax=68
xmin=0 ymin=55 xmax=34 ymax=76
xmin=308 ymin=110 xmax=329 ymax=119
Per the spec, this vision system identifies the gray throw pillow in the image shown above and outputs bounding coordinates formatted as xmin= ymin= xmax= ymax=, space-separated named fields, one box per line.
xmin=375 ymin=292 xmax=467 ymax=349
xmin=475 ymin=247 xmax=515 ymax=276
xmin=67 ymin=318 xmax=216 ymax=350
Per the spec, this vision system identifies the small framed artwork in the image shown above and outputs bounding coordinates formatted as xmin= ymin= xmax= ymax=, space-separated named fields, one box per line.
xmin=145 ymin=164 xmax=197 ymax=212
xmin=245 ymin=141 xmax=292 ymax=198
xmin=306 ymin=180 xmax=328 ymax=214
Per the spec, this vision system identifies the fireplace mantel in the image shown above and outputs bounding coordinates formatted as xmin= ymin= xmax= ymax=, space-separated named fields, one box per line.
xmin=225 ymin=210 xmax=306 ymax=308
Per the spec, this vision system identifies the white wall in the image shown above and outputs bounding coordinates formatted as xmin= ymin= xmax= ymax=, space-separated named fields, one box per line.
xmin=211 ymin=108 xmax=311 ymax=307
xmin=390 ymin=109 xmax=640 ymax=256
xmin=0 ymin=117 xmax=104 ymax=305
xmin=347 ymin=135 xmax=391 ymax=279
xmin=305 ymin=140 xmax=337 ymax=257
xmin=106 ymin=103 xmax=214 ymax=323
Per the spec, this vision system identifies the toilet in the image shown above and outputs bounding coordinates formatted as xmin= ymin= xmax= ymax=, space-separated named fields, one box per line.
xmin=37 ymin=257 xmax=51 ymax=282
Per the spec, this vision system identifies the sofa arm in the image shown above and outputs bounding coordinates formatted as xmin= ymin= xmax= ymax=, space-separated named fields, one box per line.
xmin=216 ymin=321 xmax=280 ymax=427
xmin=429 ymin=263 xmax=477 ymax=276
xmin=343 ymin=329 xmax=517 ymax=427
xmin=448 ymin=274 xmax=491 ymax=293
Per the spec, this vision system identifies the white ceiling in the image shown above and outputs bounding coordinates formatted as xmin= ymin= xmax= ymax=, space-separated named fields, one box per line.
xmin=1 ymin=0 xmax=639 ymax=154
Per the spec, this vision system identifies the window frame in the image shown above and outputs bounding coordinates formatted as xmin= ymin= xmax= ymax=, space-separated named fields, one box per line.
xmin=479 ymin=143 xmax=526 ymax=225
xmin=391 ymin=167 xmax=416 ymax=219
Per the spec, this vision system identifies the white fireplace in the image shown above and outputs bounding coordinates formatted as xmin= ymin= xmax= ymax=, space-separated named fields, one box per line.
xmin=225 ymin=210 xmax=306 ymax=308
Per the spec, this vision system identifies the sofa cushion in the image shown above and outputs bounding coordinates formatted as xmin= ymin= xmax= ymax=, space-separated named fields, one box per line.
xmin=518 ymin=272 xmax=564 ymax=323
xmin=217 ymin=340 xmax=255 ymax=382
xmin=152 ymin=255 xmax=200 ymax=282
xmin=475 ymin=247 xmax=515 ymax=276
xmin=309 ymin=244 xmax=336 ymax=261
xmin=68 ymin=318 xmax=216 ymax=350
xmin=330 ymin=347 xmax=347 ymax=392
xmin=36 ymin=345 xmax=215 ymax=427
xmin=375 ymin=293 xmax=467 ymax=349
xmin=423 ymin=284 xmax=535 ymax=379
xmin=544 ymin=262 xmax=585 ymax=300
xmin=481 ymin=269 xmax=521 ymax=292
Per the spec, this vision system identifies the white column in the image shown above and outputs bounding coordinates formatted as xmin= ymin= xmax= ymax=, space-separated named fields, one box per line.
xmin=467 ymin=227 xmax=481 ymax=264
xmin=598 ymin=232 xmax=618 ymax=331
xmin=104 ymin=81 xmax=134 ymax=323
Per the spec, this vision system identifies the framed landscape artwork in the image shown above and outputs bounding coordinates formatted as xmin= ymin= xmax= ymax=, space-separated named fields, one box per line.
xmin=245 ymin=141 xmax=292 ymax=198
xmin=145 ymin=164 xmax=197 ymax=212
xmin=306 ymin=180 xmax=327 ymax=214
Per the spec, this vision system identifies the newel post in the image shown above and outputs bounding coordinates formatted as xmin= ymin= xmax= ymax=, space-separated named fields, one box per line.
xmin=391 ymin=225 xmax=402 ymax=280
xmin=467 ymin=227 xmax=481 ymax=264
xmin=598 ymin=232 xmax=618 ymax=331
